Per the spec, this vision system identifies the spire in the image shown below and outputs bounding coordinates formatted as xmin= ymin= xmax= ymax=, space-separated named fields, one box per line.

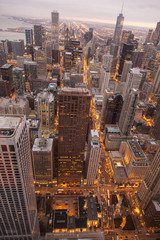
xmin=121 ymin=1 xmax=124 ymax=13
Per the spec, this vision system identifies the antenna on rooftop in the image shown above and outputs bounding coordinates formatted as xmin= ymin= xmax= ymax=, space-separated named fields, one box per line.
xmin=121 ymin=1 xmax=124 ymax=13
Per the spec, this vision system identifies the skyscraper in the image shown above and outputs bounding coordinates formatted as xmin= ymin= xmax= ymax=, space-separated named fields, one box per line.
xmin=118 ymin=43 xmax=134 ymax=74
xmin=51 ymin=11 xmax=59 ymax=49
xmin=25 ymin=29 xmax=33 ymax=45
xmin=124 ymin=68 xmax=142 ymax=97
xmin=119 ymin=88 xmax=138 ymax=136
xmin=153 ymin=65 xmax=160 ymax=94
xmin=58 ymin=87 xmax=91 ymax=186
xmin=120 ymin=30 xmax=134 ymax=53
xmin=121 ymin=60 xmax=132 ymax=82
xmin=85 ymin=130 xmax=101 ymax=185
xmin=101 ymin=93 xmax=123 ymax=129
xmin=113 ymin=13 xmax=124 ymax=46
xmin=0 ymin=63 xmax=14 ymax=97
xmin=151 ymin=21 xmax=160 ymax=46
xmin=34 ymin=25 xmax=45 ymax=48
xmin=137 ymin=148 xmax=160 ymax=210
xmin=34 ymin=89 xmax=55 ymax=130
xmin=0 ymin=115 xmax=39 ymax=239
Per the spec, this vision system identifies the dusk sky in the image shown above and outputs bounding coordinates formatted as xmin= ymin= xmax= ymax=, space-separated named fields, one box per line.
xmin=0 ymin=0 xmax=160 ymax=28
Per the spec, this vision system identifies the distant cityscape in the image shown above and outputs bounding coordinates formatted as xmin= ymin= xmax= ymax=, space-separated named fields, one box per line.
xmin=0 ymin=7 xmax=160 ymax=240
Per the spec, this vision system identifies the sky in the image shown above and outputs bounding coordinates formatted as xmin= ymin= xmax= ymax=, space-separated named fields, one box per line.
xmin=0 ymin=0 xmax=160 ymax=28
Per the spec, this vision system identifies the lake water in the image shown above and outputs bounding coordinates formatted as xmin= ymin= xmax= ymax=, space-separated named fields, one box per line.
xmin=0 ymin=15 xmax=33 ymax=43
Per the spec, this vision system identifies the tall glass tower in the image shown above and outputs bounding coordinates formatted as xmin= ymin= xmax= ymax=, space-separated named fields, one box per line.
xmin=51 ymin=11 xmax=59 ymax=49
xmin=113 ymin=13 xmax=124 ymax=46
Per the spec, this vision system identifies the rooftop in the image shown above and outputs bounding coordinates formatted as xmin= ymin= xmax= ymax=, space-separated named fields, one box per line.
xmin=59 ymin=87 xmax=91 ymax=96
xmin=0 ymin=63 xmax=12 ymax=69
xmin=128 ymin=140 xmax=146 ymax=159
xmin=0 ymin=115 xmax=22 ymax=137
xmin=32 ymin=138 xmax=53 ymax=152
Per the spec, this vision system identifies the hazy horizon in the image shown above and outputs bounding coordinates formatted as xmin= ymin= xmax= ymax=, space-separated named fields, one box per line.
xmin=0 ymin=0 xmax=160 ymax=28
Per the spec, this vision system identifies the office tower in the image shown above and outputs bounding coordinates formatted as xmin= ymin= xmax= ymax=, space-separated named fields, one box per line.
xmin=34 ymin=48 xmax=47 ymax=77
xmin=102 ymin=54 xmax=113 ymax=71
xmin=32 ymin=138 xmax=53 ymax=184
xmin=145 ymin=29 xmax=153 ymax=44
xmin=142 ymin=43 xmax=156 ymax=68
xmin=34 ymin=89 xmax=55 ymax=130
xmin=131 ymin=51 xmax=144 ymax=68
xmin=0 ymin=63 xmax=14 ymax=97
xmin=101 ymin=91 xmax=123 ymax=130
xmin=119 ymin=88 xmax=138 ymax=136
xmin=51 ymin=11 xmax=59 ymax=49
xmin=45 ymin=41 xmax=53 ymax=65
xmin=139 ymin=69 xmax=150 ymax=90
xmin=24 ymin=61 xmax=38 ymax=81
xmin=0 ymin=115 xmax=39 ymax=239
xmin=70 ymin=73 xmax=83 ymax=87
xmin=124 ymin=68 xmax=142 ymax=97
xmin=88 ymin=28 xmax=93 ymax=42
xmin=11 ymin=40 xmax=24 ymax=58
xmin=137 ymin=148 xmax=160 ymax=210
xmin=148 ymin=50 xmax=160 ymax=79
xmin=153 ymin=66 xmax=160 ymax=94
xmin=120 ymin=30 xmax=134 ymax=52
xmin=118 ymin=43 xmax=134 ymax=74
xmin=121 ymin=60 xmax=132 ymax=82
xmin=85 ymin=130 xmax=101 ymax=185
xmin=151 ymin=21 xmax=160 ymax=46
xmin=25 ymin=29 xmax=33 ymax=45
xmin=152 ymin=108 xmax=160 ymax=140
xmin=64 ymin=51 xmax=72 ymax=70
xmin=0 ymin=96 xmax=30 ymax=116
xmin=52 ymin=49 xmax=60 ymax=64
xmin=113 ymin=13 xmax=124 ymax=46
xmin=100 ymin=70 xmax=110 ymax=94
xmin=110 ymin=43 xmax=119 ymax=78
xmin=26 ymin=118 xmax=41 ymax=147
xmin=34 ymin=25 xmax=45 ymax=48
xmin=0 ymin=50 xmax=7 ymax=67
xmin=58 ymin=87 xmax=91 ymax=186
xmin=13 ymin=67 xmax=25 ymax=94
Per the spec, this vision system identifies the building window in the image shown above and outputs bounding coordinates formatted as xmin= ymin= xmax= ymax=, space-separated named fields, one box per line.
xmin=1 ymin=145 xmax=7 ymax=152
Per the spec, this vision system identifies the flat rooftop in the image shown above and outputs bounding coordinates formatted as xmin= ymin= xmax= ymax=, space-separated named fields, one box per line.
xmin=0 ymin=116 xmax=22 ymax=137
xmin=26 ymin=118 xmax=40 ymax=130
xmin=128 ymin=140 xmax=145 ymax=159
xmin=59 ymin=87 xmax=91 ymax=96
xmin=32 ymin=138 xmax=53 ymax=152
xmin=0 ymin=63 xmax=12 ymax=69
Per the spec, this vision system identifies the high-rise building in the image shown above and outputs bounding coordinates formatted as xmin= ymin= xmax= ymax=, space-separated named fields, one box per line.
xmin=102 ymin=54 xmax=113 ymax=71
xmin=137 ymin=148 xmax=160 ymax=210
xmin=0 ymin=115 xmax=39 ymax=239
xmin=131 ymin=51 xmax=144 ymax=68
xmin=32 ymin=138 xmax=53 ymax=185
xmin=34 ymin=89 xmax=55 ymax=130
xmin=153 ymin=65 xmax=160 ymax=94
xmin=99 ymin=69 xmax=110 ymax=94
xmin=25 ymin=29 xmax=33 ymax=45
xmin=85 ymin=130 xmax=101 ymax=185
xmin=58 ymin=87 xmax=91 ymax=186
xmin=34 ymin=25 xmax=45 ymax=48
xmin=24 ymin=61 xmax=38 ymax=81
xmin=142 ymin=43 xmax=156 ymax=68
xmin=45 ymin=41 xmax=53 ymax=65
xmin=121 ymin=60 xmax=132 ymax=82
xmin=100 ymin=91 xmax=123 ymax=130
xmin=119 ymin=88 xmax=138 ymax=136
xmin=118 ymin=43 xmax=134 ymax=75
xmin=13 ymin=67 xmax=25 ymax=94
xmin=151 ymin=21 xmax=160 ymax=46
xmin=145 ymin=29 xmax=153 ymax=44
xmin=113 ymin=13 xmax=124 ymax=46
xmin=64 ymin=51 xmax=72 ymax=70
xmin=11 ymin=40 xmax=24 ymax=58
xmin=0 ymin=50 xmax=7 ymax=67
xmin=0 ymin=63 xmax=14 ymax=97
xmin=34 ymin=48 xmax=47 ymax=77
xmin=51 ymin=11 xmax=59 ymax=49
xmin=120 ymin=30 xmax=134 ymax=52
xmin=124 ymin=68 xmax=142 ymax=97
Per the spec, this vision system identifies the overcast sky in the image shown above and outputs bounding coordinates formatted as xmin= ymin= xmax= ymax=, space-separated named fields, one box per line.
xmin=0 ymin=0 xmax=160 ymax=28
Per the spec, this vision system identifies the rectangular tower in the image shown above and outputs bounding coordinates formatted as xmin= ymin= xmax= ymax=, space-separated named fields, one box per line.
xmin=0 ymin=115 xmax=39 ymax=239
xmin=51 ymin=11 xmax=59 ymax=49
xmin=58 ymin=87 xmax=91 ymax=186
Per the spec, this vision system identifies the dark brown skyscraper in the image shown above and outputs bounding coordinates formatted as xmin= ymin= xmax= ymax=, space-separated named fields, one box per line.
xmin=58 ymin=87 xmax=91 ymax=186
xmin=0 ymin=63 xmax=14 ymax=97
